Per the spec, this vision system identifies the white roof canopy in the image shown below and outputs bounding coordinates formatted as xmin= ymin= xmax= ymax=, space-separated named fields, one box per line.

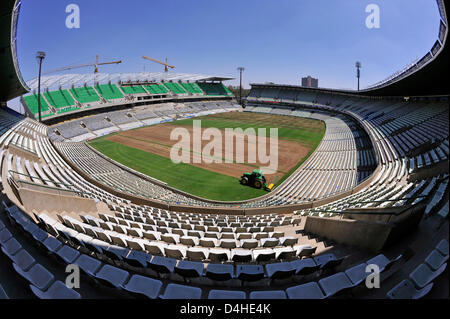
xmin=26 ymin=72 xmax=234 ymax=92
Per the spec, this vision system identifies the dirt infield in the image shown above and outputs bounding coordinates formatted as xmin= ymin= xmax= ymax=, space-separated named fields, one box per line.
xmin=104 ymin=112 xmax=322 ymax=184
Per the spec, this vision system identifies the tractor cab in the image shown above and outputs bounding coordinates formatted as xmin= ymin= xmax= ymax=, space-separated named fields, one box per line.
xmin=240 ymin=169 xmax=268 ymax=190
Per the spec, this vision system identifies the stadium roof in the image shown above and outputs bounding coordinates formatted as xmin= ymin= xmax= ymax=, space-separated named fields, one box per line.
xmin=0 ymin=0 xmax=29 ymax=102
xmin=25 ymin=72 xmax=234 ymax=93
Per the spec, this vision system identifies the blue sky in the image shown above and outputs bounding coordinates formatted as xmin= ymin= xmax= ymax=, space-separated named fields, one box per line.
xmin=15 ymin=0 xmax=440 ymax=91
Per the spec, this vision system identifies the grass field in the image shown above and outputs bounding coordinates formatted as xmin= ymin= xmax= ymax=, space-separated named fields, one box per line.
xmin=89 ymin=112 xmax=325 ymax=201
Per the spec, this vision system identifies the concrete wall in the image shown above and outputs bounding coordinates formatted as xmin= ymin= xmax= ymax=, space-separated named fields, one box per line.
xmin=18 ymin=187 xmax=98 ymax=214
xmin=304 ymin=216 xmax=392 ymax=252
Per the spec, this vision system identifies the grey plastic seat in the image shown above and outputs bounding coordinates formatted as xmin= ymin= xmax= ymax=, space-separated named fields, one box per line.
xmin=249 ymin=290 xmax=287 ymax=299
xmin=104 ymin=245 xmax=129 ymax=262
xmin=161 ymin=283 xmax=202 ymax=299
xmin=123 ymin=250 xmax=152 ymax=268
xmin=12 ymin=262 xmax=54 ymax=290
xmin=143 ymin=231 xmax=160 ymax=241
xmin=94 ymin=264 xmax=129 ymax=288
xmin=344 ymin=263 xmax=368 ymax=286
xmin=180 ymin=236 xmax=199 ymax=246
xmin=286 ymin=282 xmax=326 ymax=299
xmin=425 ymin=249 xmax=449 ymax=271
xmin=220 ymin=233 xmax=235 ymax=240
xmin=55 ymin=245 xmax=80 ymax=264
xmin=8 ymin=249 xmax=36 ymax=271
xmin=296 ymin=246 xmax=317 ymax=258
xmin=274 ymin=247 xmax=296 ymax=260
xmin=266 ymin=262 xmax=295 ymax=279
xmin=148 ymin=256 xmax=177 ymax=274
xmin=366 ymin=254 xmax=402 ymax=272
xmin=436 ymin=239 xmax=449 ymax=256
xmin=161 ymin=234 xmax=180 ymax=245
xmin=208 ymin=248 xmax=230 ymax=262
xmin=271 ymin=231 xmax=284 ymax=239
xmin=0 ymin=228 xmax=13 ymax=245
xmin=205 ymin=263 xmax=234 ymax=281
xmin=220 ymin=239 xmax=237 ymax=249
xmin=73 ymin=254 xmax=103 ymax=277
xmin=88 ymin=238 xmax=109 ymax=254
xmin=386 ymin=279 xmax=433 ymax=299
xmin=208 ymin=289 xmax=246 ymax=299
xmin=30 ymin=227 xmax=48 ymax=243
xmin=255 ymin=232 xmax=269 ymax=240
xmin=30 ymin=280 xmax=81 ymax=299
xmin=200 ymin=238 xmax=218 ymax=248
xmin=237 ymin=233 xmax=252 ymax=240
xmin=174 ymin=260 xmax=204 ymax=278
xmin=187 ymin=247 xmax=209 ymax=261
xmin=122 ymin=274 xmax=163 ymax=299
xmin=164 ymin=244 xmax=187 ymax=259
xmin=261 ymin=238 xmax=279 ymax=248
xmin=253 ymin=249 xmax=275 ymax=262
xmin=280 ymin=237 xmax=298 ymax=246
xmin=409 ymin=262 xmax=447 ymax=289
xmin=125 ymin=238 xmax=145 ymax=251
xmin=318 ymin=272 xmax=354 ymax=297
xmin=231 ymin=249 xmax=253 ymax=263
xmin=240 ymin=239 xmax=258 ymax=249
xmin=1 ymin=237 xmax=22 ymax=256
xmin=290 ymin=258 xmax=320 ymax=276
xmin=314 ymin=253 xmax=344 ymax=271
xmin=144 ymin=242 xmax=167 ymax=256
xmin=42 ymin=236 xmax=63 ymax=254
xmin=236 ymin=265 xmax=265 ymax=282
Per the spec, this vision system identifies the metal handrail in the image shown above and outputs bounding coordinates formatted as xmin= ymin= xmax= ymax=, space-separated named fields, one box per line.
xmin=10 ymin=176 xmax=92 ymax=197
xmin=8 ymin=170 xmax=91 ymax=196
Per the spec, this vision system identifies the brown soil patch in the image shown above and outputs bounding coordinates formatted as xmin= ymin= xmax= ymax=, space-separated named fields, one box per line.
xmin=105 ymin=113 xmax=317 ymax=184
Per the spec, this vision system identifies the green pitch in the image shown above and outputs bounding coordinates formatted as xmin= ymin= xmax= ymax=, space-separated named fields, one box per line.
xmin=89 ymin=112 xmax=325 ymax=202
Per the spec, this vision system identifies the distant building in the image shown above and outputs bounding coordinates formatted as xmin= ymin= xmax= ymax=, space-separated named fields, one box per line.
xmin=301 ymin=76 xmax=318 ymax=88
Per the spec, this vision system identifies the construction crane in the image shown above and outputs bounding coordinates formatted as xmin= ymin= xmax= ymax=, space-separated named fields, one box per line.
xmin=142 ymin=56 xmax=175 ymax=72
xmin=43 ymin=55 xmax=122 ymax=75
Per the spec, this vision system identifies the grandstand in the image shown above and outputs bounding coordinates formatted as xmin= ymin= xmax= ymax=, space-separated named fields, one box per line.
xmin=0 ymin=0 xmax=448 ymax=302
xmin=20 ymin=74 xmax=234 ymax=122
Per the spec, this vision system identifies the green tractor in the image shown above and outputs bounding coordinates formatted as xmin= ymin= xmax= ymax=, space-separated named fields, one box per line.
xmin=240 ymin=169 xmax=273 ymax=191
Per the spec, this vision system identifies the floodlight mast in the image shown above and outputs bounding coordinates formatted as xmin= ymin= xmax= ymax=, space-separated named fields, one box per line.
xmin=237 ymin=67 xmax=245 ymax=106
xmin=36 ymin=51 xmax=46 ymax=122
xmin=356 ymin=61 xmax=362 ymax=91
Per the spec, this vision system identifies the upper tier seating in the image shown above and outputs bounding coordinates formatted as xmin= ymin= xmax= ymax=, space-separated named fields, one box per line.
xmin=180 ymin=82 xmax=204 ymax=95
xmin=94 ymin=84 xmax=123 ymax=100
xmin=120 ymin=85 xmax=147 ymax=95
xmin=22 ymin=95 xmax=51 ymax=116
xmin=70 ymin=86 xmax=100 ymax=104
xmin=44 ymin=90 xmax=75 ymax=109
xmin=163 ymin=82 xmax=188 ymax=95
xmin=197 ymin=83 xmax=233 ymax=96
xmin=144 ymin=84 xmax=169 ymax=95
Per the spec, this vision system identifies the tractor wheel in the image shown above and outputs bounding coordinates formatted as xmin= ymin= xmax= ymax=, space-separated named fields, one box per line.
xmin=254 ymin=180 xmax=263 ymax=189
xmin=240 ymin=177 xmax=249 ymax=186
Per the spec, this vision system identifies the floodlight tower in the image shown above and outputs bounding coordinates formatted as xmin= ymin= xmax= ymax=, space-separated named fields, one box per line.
xmin=237 ymin=67 xmax=245 ymax=106
xmin=355 ymin=61 xmax=361 ymax=91
xmin=36 ymin=51 xmax=46 ymax=122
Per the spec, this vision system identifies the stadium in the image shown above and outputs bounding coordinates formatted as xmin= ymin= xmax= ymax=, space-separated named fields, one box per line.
xmin=0 ymin=0 xmax=448 ymax=303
